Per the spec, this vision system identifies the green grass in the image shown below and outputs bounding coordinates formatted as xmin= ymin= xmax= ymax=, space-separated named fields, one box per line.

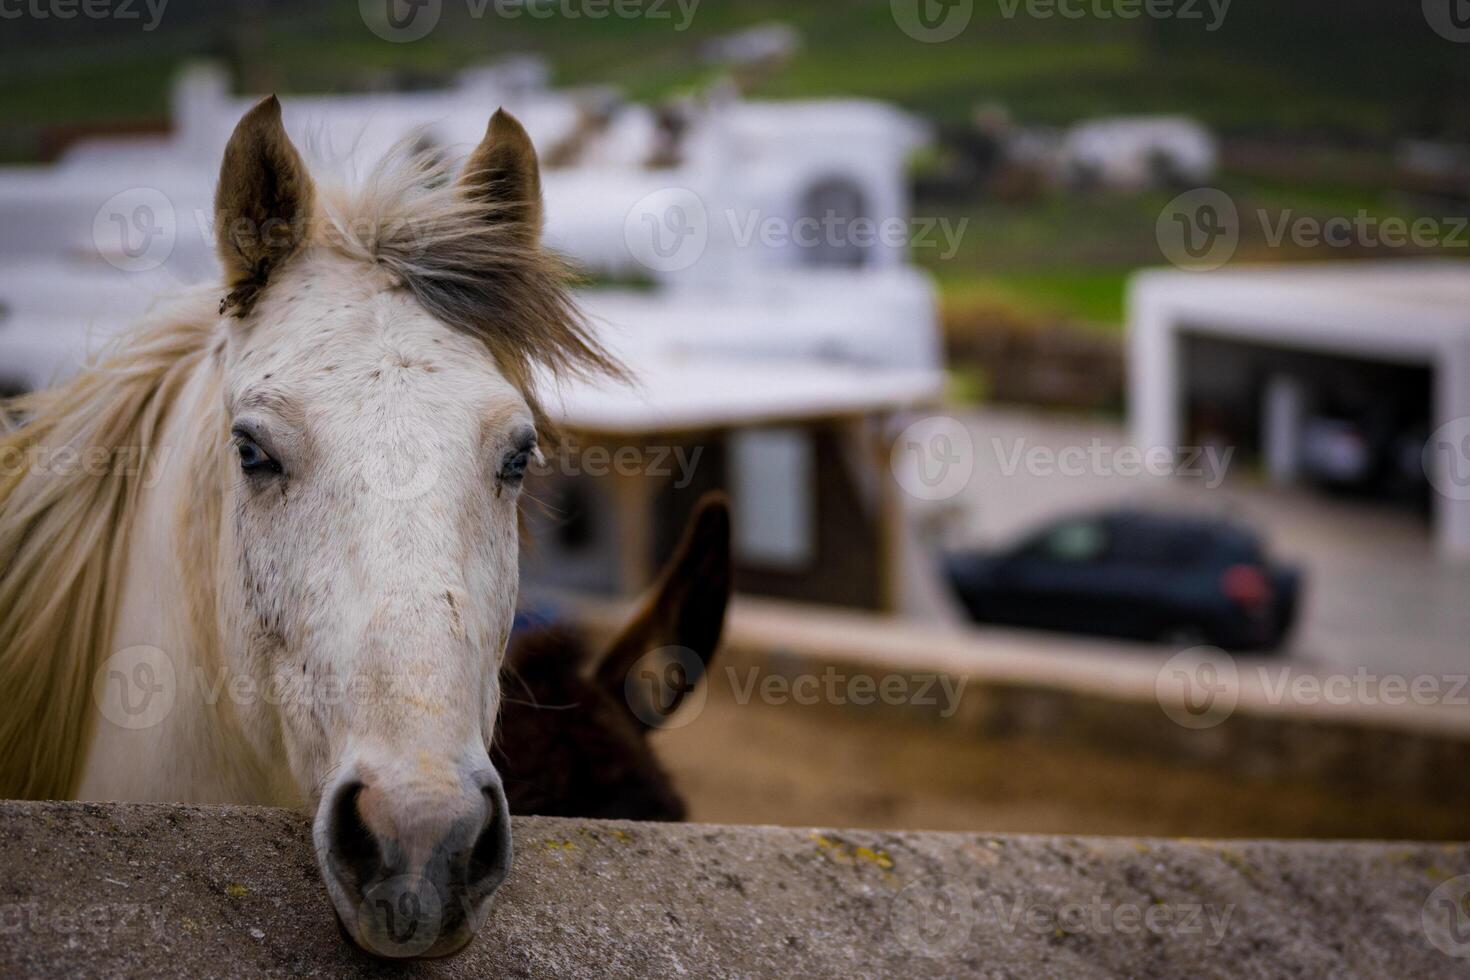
xmin=0 ymin=0 xmax=1446 ymax=145
xmin=934 ymin=270 xmax=1132 ymax=327
xmin=913 ymin=169 xmax=1470 ymax=335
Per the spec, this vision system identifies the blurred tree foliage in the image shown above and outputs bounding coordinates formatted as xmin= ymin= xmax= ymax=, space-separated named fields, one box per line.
xmin=1148 ymin=0 xmax=1470 ymax=141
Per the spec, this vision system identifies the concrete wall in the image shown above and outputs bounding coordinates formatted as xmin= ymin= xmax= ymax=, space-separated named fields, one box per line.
xmin=564 ymin=595 xmax=1470 ymax=839
xmin=1 ymin=801 xmax=1466 ymax=978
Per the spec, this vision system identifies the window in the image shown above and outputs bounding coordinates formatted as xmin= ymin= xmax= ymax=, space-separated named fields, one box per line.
xmin=1024 ymin=521 xmax=1109 ymax=563
xmin=797 ymin=177 xmax=870 ymax=269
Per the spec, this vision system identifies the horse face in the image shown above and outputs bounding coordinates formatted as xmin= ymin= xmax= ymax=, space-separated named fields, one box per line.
xmin=206 ymin=98 xmax=604 ymax=958
xmin=218 ymin=259 xmax=524 ymax=956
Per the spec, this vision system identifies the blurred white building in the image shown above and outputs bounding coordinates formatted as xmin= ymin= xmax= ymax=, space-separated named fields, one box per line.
xmin=0 ymin=57 xmax=949 ymax=612
xmin=1129 ymin=262 xmax=1470 ymax=562
xmin=0 ymin=58 xmax=940 ymax=387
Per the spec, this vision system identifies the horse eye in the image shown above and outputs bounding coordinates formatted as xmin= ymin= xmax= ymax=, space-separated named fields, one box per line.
xmin=497 ymin=448 xmax=531 ymax=484
xmin=233 ymin=432 xmax=281 ymax=475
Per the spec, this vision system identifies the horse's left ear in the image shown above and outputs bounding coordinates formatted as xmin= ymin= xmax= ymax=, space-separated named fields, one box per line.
xmin=459 ymin=108 xmax=543 ymax=241
xmin=595 ymin=493 xmax=733 ymax=728
xmin=215 ymin=96 xmax=315 ymax=317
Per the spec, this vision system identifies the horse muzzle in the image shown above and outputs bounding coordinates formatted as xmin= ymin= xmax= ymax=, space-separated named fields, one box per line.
xmin=313 ymin=763 xmax=512 ymax=958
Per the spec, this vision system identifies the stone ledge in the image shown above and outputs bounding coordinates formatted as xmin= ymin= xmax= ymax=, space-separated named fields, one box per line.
xmin=1 ymin=802 xmax=1467 ymax=978
xmin=565 ymin=594 xmax=1470 ymax=812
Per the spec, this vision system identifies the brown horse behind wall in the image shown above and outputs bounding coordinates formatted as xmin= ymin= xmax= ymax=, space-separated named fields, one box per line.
xmin=496 ymin=491 xmax=732 ymax=820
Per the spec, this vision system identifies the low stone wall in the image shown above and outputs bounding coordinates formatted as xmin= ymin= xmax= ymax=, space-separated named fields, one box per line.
xmin=1 ymin=801 xmax=1467 ymax=978
xmin=568 ymin=596 xmax=1470 ymax=838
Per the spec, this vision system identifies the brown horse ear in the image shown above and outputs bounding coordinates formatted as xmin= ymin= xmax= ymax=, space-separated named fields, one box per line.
xmin=459 ymin=108 xmax=543 ymax=240
xmin=595 ymin=492 xmax=733 ymax=726
xmin=214 ymin=96 xmax=315 ymax=317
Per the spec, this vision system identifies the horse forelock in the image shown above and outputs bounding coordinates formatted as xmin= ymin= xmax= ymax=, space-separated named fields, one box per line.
xmin=289 ymin=137 xmax=624 ymax=423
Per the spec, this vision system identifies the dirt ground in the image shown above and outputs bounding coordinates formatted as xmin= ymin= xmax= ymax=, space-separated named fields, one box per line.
xmin=652 ymin=689 xmax=1470 ymax=841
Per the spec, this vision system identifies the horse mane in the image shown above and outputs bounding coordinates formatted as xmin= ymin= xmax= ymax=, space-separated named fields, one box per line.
xmin=0 ymin=289 xmax=222 ymax=799
xmin=307 ymin=136 xmax=625 ymax=421
xmin=0 ymin=136 xmax=625 ymax=800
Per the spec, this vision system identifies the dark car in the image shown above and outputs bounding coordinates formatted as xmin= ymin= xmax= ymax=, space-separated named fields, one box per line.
xmin=944 ymin=510 xmax=1302 ymax=651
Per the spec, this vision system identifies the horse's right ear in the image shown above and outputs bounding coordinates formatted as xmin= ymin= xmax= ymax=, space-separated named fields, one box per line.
xmin=594 ymin=492 xmax=733 ymax=727
xmin=214 ymin=96 xmax=315 ymax=317
xmin=458 ymin=108 xmax=543 ymax=242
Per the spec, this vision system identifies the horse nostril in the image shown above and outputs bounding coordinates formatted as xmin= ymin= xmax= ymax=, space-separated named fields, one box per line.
xmin=466 ymin=776 xmax=513 ymax=903
xmin=317 ymin=769 xmax=511 ymax=957
xmin=328 ymin=781 xmax=383 ymax=892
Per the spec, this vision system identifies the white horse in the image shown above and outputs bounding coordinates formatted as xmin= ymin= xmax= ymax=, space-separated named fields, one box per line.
xmin=0 ymin=96 xmax=618 ymax=958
